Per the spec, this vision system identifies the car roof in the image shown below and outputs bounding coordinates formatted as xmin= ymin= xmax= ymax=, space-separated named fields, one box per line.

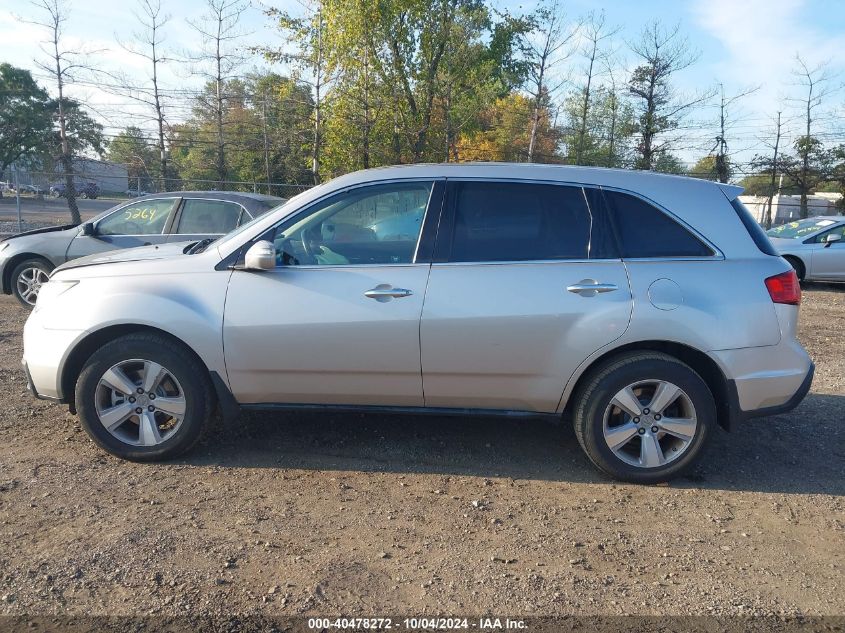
xmin=324 ymin=162 xmax=745 ymax=200
xmin=139 ymin=191 xmax=285 ymax=203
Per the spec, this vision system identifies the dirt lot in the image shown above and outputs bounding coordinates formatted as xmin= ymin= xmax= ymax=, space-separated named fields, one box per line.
xmin=0 ymin=286 xmax=842 ymax=621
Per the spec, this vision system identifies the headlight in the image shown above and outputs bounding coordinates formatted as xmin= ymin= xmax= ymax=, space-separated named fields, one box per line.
xmin=34 ymin=280 xmax=79 ymax=311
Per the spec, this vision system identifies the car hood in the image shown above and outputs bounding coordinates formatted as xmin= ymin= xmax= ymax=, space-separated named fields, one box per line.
xmin=5 ymin=223 xmax=79 ymax=239
xmin=54 ymin=240 xmax=197 ymax=272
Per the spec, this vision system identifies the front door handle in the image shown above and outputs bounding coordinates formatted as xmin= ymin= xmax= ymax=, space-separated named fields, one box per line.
xmin=364 ymin=285 xmax=413 ymax=302
xmin=567 ymin=279 xmax=618 ymax=297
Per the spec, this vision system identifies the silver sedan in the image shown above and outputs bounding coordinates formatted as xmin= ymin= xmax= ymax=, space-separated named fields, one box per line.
xmin=767 ymin=216 xmax=845 ymax=282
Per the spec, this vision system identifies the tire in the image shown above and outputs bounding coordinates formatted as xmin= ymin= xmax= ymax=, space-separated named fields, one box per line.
xmin=784 ymin=256 xmax=806 ymax=281
xmin=11 ymin=258 xmax=53 ymax=309
xmin=75 ymin=333 xmax=214 ymax=461
xmin=573 ymin=352 xmax=715 ymax=484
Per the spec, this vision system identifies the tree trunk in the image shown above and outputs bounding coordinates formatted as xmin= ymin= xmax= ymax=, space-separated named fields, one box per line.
xmin=53 ymin=36 xmax=79 ymax=223
xmin=764 ymin=112 xmax=781 ymax=229
xmin=575 ymin=42 xmax=597 ymax=166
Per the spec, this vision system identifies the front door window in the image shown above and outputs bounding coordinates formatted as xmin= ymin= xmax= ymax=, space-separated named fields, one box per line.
xmin=268 ymin=182 xmax=433 ymax=266
xmin=97 ymin=199 xmax=176 ymax=236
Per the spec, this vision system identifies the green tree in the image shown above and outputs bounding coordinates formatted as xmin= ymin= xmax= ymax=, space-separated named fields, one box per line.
xmin=652 ymin=150 xmax=686 ymax=175
xmin=561 ymin=85 xmax=635 ymax=167
xmin=689 ymin=154 xmax=730 ymax=181
xmin=456 ymin=92 xmax=560 ymax=162
xmin=0 ymin=64 xmax=52 ymax=182
xmin=108 ymin=127 xmax=158 ymax=189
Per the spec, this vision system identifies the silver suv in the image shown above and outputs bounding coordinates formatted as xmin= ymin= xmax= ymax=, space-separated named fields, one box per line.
xmin=21 ymin=164 xmax=814 ymax=483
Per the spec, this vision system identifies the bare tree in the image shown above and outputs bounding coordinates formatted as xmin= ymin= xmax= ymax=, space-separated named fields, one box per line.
xmin=25 ymin=0 xmax=86 ymax=223
xmin=573 ymin=11 xmax=618 ymax=165
xmin=188 ymin=0 xmax=249 ymax=187
xmin=113 ymin=0 xmax=172 ymax=191
xmin=763 ymin=111 xmax=783 ymax=229
xmin=788 ymin=55 xmax=836 ymax=217
xmin=712 ymin=83 xmax=758 ymax=183
xmin=627 ymin=21 xmax=711 ymax=170
xmin=522 ymin=0 xmax=578 ymax=162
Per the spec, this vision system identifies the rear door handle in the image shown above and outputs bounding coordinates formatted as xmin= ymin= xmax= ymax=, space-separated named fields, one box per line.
xmin=364 ymin=285 xmax=413 ymax=302
xmin=567 ymin=279 xmax=618 ymax=297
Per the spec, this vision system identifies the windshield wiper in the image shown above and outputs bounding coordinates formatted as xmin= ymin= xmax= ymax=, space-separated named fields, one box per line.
xmin=186 ymin=237 xmax=217 ymax=254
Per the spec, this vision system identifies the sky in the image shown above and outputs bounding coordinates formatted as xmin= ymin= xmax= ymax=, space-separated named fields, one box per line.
xmin=1 ymin=0 xmax=844 ymax=174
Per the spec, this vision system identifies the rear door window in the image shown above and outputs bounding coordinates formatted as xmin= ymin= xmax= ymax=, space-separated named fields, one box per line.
xmin=175 ymin=199 xmax=244 ymax=235
xmin=445 ymin=181 xmax=612 ymax=262
xmin=603 ymin=190 xmax=713 ymax=258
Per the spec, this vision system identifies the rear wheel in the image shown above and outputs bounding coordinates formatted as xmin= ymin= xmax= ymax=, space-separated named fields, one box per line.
xmin=75 ymin=333 xmax=214 ymax=461
xmin=573 ymin=352 xmax=715 ymax=483
xmin=11 ymin=258 xmax=53 ymax=308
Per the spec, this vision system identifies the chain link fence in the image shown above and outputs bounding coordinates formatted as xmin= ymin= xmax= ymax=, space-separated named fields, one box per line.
xmin=0 ymin=171 xmax=312 ymax=235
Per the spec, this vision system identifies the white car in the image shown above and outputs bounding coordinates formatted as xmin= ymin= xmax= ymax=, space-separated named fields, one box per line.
xmin=767 ymin=217 xmax=845 ymax=282
xmin=22 ymin=164 xmax=813 ymax=483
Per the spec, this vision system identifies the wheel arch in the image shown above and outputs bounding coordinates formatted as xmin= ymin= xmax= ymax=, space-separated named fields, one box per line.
xmin=781 ymin=254 xmax=807 ymax=280
xmin=60 ymin=324 xmax=216 ymax=413
xmin=2 ymin=253 xmax=55 ymax=294
xmin=562 ymin=340 xmax=733 ymax=431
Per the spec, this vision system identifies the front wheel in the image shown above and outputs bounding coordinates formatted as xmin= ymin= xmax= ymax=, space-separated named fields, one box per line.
xmin=75 ymin=333 xmax=214 ymax=461
xmin=573 ymin=352 xmax=715 ymax=483
xmin=11 ymin=258 xmax=53 ymax=308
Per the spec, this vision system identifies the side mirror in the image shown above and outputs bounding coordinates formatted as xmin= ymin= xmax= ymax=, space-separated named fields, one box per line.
xmin=824 ymin=233 xmax=842 ymax=247
xmin=81 ymin=223 xmax=95 ymax=236
xmin=244 ymin=240 xmax=276 ymax=270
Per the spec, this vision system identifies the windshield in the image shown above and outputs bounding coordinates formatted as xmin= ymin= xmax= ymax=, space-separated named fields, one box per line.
xmin=767 ymin=218 xmax=839 ymax=239
xmin=214 ymin=199 xmax=296 ymax=249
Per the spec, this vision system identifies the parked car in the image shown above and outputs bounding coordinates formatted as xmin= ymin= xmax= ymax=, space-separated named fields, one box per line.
xmin=21 ymin=164 xmax=813 ymax=483
xmin=21 ymin=184 xmax=45 ymax=195
xmin=766 ymin=216 xmax=845 ymax=282
xmin=0 ymin=191 xmax=284 ymax=307
xmin=125 ymin=188 xmax=149 ymax=198
xmin=50 ymin=181 xmax=100 ymax=199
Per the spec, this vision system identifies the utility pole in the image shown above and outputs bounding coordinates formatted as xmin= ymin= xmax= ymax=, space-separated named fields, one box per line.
xmin=764 ymin=111 xmax=782 ymax=229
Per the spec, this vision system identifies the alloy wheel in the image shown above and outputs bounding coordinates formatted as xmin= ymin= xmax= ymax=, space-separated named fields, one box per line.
xmin=602 ymin=379 xmax=698 ymax=469
xmin=16 ymin=267 xmax=50 ymax=306
xmin=95 ymin=359 xmax=186 ymax=447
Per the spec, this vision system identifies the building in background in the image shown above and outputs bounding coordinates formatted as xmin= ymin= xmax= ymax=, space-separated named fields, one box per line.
xmin=739 ymin=192 xmax=843 ymax=226
xmin=69 ymin=158 xmax=129 ymax=194
xmin=10 ymin=158 xmax=129 ymax=195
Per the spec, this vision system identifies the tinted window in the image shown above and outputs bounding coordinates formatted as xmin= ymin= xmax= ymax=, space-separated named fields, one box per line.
xmin=732 ymin=198 xmax=778 ymax=255
xmin=271 ymin=181 xmax=433 ymax=266
xmin=448 ymin=182 xmax=605 ymax=262
xmin=603 ymin=190 xmax=713 ymax=258
xmin=176 ymin=199 xmax=243 ymax=234
xmin=97 ymin=199 xmax=175 ymax=235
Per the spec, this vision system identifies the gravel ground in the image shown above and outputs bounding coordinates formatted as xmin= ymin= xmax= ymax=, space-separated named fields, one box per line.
xmin=0 ymin=286 xmax=842 ymax=620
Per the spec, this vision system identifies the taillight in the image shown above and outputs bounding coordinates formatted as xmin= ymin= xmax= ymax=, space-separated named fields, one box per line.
xmin=765 ymin=270 xmax=801 ymax=305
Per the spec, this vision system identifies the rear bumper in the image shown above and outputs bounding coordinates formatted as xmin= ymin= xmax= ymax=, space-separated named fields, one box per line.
xmin=727 ymin=362 xmax=814 ymax=424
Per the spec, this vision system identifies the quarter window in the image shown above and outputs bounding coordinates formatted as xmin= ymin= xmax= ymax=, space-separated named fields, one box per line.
xmin=176 ymin=199 xmax=244 ymax=234
xmin=447 ymin=181 xmax=605 ymax=262
xmin=603 ymin=190 xmax=713 ymax=258
xmin=97 ymin=199 xmax=176 ymax=236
